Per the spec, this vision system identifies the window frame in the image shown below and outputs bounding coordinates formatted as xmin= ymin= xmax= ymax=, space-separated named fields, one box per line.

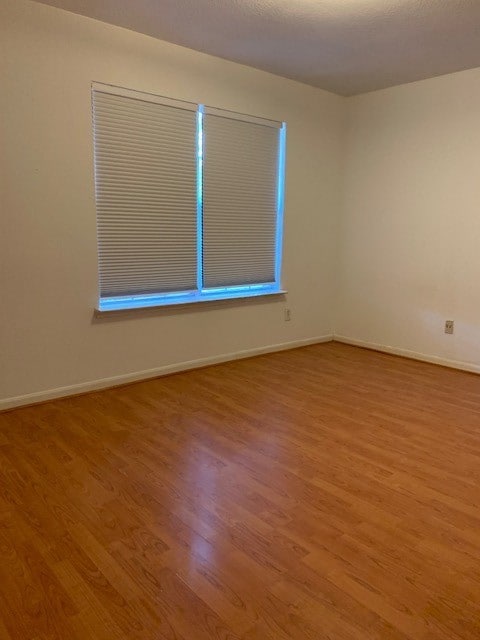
xmin=92 ymin=83 xmax=287 ymax=313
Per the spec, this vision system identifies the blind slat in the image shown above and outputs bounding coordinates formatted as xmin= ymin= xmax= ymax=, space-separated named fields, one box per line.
xmin=94 ymin=86 xmax=283 ymax=302
xmin=93 ymin=89 xmax=197 ymax=298
xmin=203 ymin=114 xmax=280 ymax=288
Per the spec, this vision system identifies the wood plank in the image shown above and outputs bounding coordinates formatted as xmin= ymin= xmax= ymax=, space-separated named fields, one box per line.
xmin=1 ymin=341 xmax=480 ymax=638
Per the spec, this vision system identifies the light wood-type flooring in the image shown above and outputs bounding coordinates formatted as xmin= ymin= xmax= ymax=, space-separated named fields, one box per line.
xmin=1 ymin=342 xmax=480 ymax=639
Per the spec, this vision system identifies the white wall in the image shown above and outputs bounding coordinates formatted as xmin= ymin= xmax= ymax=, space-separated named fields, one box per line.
xmin=0 ymin=0 xmax=344 ymax=406
xmin=6 ymin=0 xmax=478 ymax=408
xmin=337 ymin=68 xmax=480 ymax=369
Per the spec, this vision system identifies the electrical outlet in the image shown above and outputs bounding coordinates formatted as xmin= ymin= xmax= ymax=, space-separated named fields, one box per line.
xmin=284 ymin=308 xmax=291 ymax=322
xmin=445 ymin=320 xmax=454 ymax=335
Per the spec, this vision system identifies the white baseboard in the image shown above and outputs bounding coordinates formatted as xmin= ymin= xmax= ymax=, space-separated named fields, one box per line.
xmin=334 ymin=335 xmax=480 ymax=375
xmin=0 ymin=334 xmax=333 ymax=411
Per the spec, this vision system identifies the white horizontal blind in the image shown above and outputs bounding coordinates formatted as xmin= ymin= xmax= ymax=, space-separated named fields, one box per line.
xmin=92 ymin=86 xmax=198 ymax=298
xmin=202 ymin=110 xmax=281 ymax=288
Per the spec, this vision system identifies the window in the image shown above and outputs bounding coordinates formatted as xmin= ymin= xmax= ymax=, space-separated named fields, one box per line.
xmin=92 ymin=83 xmax=286 ymax=312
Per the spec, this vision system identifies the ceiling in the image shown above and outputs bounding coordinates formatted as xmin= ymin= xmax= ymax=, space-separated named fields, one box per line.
xmin=33 ymin=0 xmax=480 ymax=96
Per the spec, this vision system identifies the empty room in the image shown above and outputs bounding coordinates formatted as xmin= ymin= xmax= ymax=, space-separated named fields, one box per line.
xmin=2 ymin=0 xmax=480 ymax=638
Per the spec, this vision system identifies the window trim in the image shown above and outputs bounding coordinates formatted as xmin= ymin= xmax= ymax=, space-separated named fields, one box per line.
xmin=92 ymin=83 xmax=287 ymax=313
xmin=96 ymin=284 xmax=286 ymax=313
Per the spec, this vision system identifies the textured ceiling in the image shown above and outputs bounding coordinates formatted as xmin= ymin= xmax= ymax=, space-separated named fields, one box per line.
xmin=33 ymin=0 xmax=480 ymax=95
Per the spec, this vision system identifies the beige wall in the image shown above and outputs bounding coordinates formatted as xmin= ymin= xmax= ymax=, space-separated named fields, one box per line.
xmin=337 ymin=68 xmax=480 ymax=370
xmin=0 ymin=0 xmax=344 ymax=406
xmin=5 ymin=0 xmax=478 ymax=407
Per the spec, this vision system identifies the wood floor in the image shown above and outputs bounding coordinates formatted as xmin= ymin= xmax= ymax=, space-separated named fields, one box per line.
xmin=1 ymin=342 xmax=480 ymax=639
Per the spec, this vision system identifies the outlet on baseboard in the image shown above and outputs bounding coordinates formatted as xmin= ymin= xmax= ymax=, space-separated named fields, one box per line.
xmin=445 ymin=320 xmax=454 ymax=335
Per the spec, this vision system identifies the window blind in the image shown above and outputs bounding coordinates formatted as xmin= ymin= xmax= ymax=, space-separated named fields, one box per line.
xmin=92 ymin=85 xmax=198 ymax=298
xmin=202 ymin=108 xmax=282 ymax=289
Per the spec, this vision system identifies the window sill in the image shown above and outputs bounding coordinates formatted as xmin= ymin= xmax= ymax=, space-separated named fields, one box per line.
xmin=95 ymin=286 xmax=286 ymax=314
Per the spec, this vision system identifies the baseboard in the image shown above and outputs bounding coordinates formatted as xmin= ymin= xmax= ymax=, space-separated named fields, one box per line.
xmin=0 ymin=334 xmax=334 ymax=411
xmin=334 ymin=335 xmax=480 ymax=375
